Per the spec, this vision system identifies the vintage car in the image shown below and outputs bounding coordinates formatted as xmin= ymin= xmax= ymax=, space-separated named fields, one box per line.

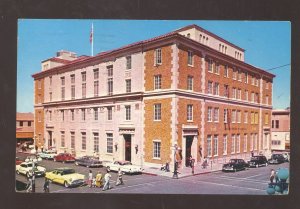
xmin=16 ymin=162 xmax=46 ymax=177
xmin=38 ymin=150 xmax=57 ymax=160
xmin=75 ymin=156 xmax=103 ymax=167
xmin=106 ymin=160 xmax=143 ymax=174
xmin=281 ymin=152 xmax=290 ymax=162
xmin=268 ymin=154 xmax=286 ymax=164
xmin=249 ymin=155 xmax=268 ymax=168
xmin=45 ymin=168 xmax=85 ymax=188
xmin=222 ymin=159 xmax=249 ymax=172
xmin=53 ymin=153 xmax=75 ymax=163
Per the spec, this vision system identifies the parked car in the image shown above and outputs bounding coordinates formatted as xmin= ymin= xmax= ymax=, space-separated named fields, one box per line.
xmin=249 ymin=155 xmax=268 ymax=167
xmin=38 ymin=150 xmax=57 ymax=160
xmin=53 ymin=153 xmax=75 ymax=163
xmin=106 ymin=160 xmax=143 ymax=174
xmin=75 ymin=156 xmax=103 ymax=167
xmin=281 ymin=152 xmax=290 ymax=162
xmin=16 ymin=157 xmax=23 ymax=165
xmin=268 ymin=154 xmax=285 ymax=164
xmin=45 ymin=167 xmax=85 ymax=188
xmin=222 ymin=159 xmax=249 ymax=172
xmin=16 ymin=162 xmax=46 ymax=177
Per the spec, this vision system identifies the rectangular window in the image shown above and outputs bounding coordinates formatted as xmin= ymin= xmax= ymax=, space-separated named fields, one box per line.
xmin=82 ymin=132 xmax=86 ymax=150
xmin=61 ymin=77 xmax=65 ymax=100
xmin=153 ymin=141 xmax=161 ymax=158
xmin=231 ymin=110 xmax=236 ymax=123
xmin=215 ymin=63 xmax=220 ymax=74
xmin=188 ymin=51 xmax=193 ymax=66
xmin=266 ymin=81 xmax=269 ymax=89
xmin=237 ymin=110 xmax=241 ymax=123
xmin=223 ymin=135 xmax=227 ymax=155
xmin=48 ymin=111 xmax=52 ymax=122
xmin=208 ymin=81 xmax=213 ymax=94
xmin=49 ymin=76 xmax=52 ymax=86
xmin=154 ymin=75 xmax=162 ymax=90
xmin=244 ymin=134 xmax=248 ymax=152
xmin=28 ymin=121 xmax=31 ymax=127
xmin=71 ymin=132 xmax=75 ymax=149
xmin=61 ymin=77 xmax=65 ymax=85
xmin=187 ymin=104 xmax=193 ymax=121
xmin=245 ymin=90 xmax=249 ymax=101
xmin=207 ymin=135 xmax=212 ymax=157
xmin=207 ymin=107 xmax=212 ymax=122
xmin=254 ymin=134 xmax=258 ymax=150
xmin=224 ymin=65 xmax=228 ymax=77
xmin=154 ymin=104 xmax=161 ymax=121
xmin=94 ymin=108 xmax=98 ymax=120
xmin=233 ymin=69 xmax=237 ymax=80
xmin=237 ymin=69 xmax=242 ymax=81
xmin=251 ymin=76 xmax=255 ymax=85
xmin=275 ymin=120 xmax=279 ymax=128
xmin=251 ymin=112 xmax=254 ymax=124
xmin=251 ymin=92 xmax=255 ymax=102
xmin=224 ymin=85 xmax=229 ymax=98
xmin=71 ymin=109 xmax=74 ymax=121
xmin=71 ymin=74 xmax=75 ymax=84
xmin=126 ymin=79 xmax=131 ymax=93
xmin=232 ymin=88 xmax=236 ymax=99
xmin=108 ymin=78 xmax=113 ymax=95
xmin=187 ymin=76 xmax=193 ymax=90
xmin=237 ymin=89 xmax=241 ymax=100
xmin=244 ymin=111 xmax=248 ymax=123
xmin=250 ymin=134 xmax=254 ymax=150
xmin=125 ymin=105 xmax=131 ymax=121
xmin=71 ymin=85 xmax=75 ymax=99
xmin=266 ymin=95 xmax=269 ymax=105
xmin=213 ymin=83 xmax=219 ymax=95
xmin=38 ymin=80 xmax=42 ymax=89
xmin=224 ymin=109 xmax=228 ymax=123
xmin=255 ymin=93 xmax=259 ymax=103
xmin=272 ymin=120 xmax=274 ymax=128
xmin=255 ymin=112 xmax=259 ymax=124
xmin=107 ymin=65 xmax=113 ymax=77
xmin=214 ymin=108 xmax=219 ymax=122
xmin=82 ymin=83 xmax=86 ymax=98
xmin=61 ymin=110 xmax=64 ymax=121
xmin=107 ymin=133 xmax=113 ymax=154
xmin=107 ymin=107 xmax=112 ymax=120
xmin=49 ymin=92 xmax=52 ymax=102
xmin=81 ymin=109 xmax=86 ymax=121
xmin=126 ymin=56 xmax=132 ymax=70
xmin=93 ymin=133 xmax=99 ymax=153
xmin=265 ymin=113 xmax=269 ymax=125
xmin=81 ymin=72 xmax=86 ymax=82
xmin=236 ymin=134 xmax=240 ymax=153
xmin=61 ymin=131 xmax=65 ymax=147
xmin=213 ymin=135 xmax=218 ymax=156
xmin=94 ymin=81 xmax=99 ymax=97
xmin=231 ymin=135 xmax=236 ymax=154
xmin=208 ymin=60 xmax=213 ymax=72
xmin=155 ymin=48 xmax=162 ymax=65
xmin=94 ymin=69 xmax=99 ymax=79
xmin=245 ymin=72 xmax=248 ymax=83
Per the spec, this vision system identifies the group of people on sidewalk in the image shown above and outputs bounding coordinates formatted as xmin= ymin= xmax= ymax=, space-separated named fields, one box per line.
xmin=87 ymin=168 xmax=124 ymax=191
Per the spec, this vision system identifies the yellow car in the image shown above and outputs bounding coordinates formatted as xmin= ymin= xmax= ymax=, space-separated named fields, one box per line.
xmin=45 ymin=167 xmax=85 ymax=188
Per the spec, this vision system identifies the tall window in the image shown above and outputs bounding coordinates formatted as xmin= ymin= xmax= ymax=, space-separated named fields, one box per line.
xmin=233 ymin=69 xmax=237 ymax=80
xmin=187 ymin=104 xmax=193 ymax=121
xmin=208 ymin=81 xmax=213 ymax=94
xmin=245 ymin=72 xmax=248 ymax=83
xmin=224 ymin=85 xmax=229 ymax=98
xmin=213 ymin=135 xmax=218 ymax=156
xmin=237 ymin=89 xmax=241 ymax=100
xmin=61 ymin=131 xmax=65 ymax=147
xmin=251 ymin=112 xmax=254 ymax=124
xmin=82 ymin=72 xmax=86 ymax=98
xmin=231 ymin=110 xmax=236 ymax=123
xmin=71 ymin=109 xmax=75 ymax=121
xmin=94 ymin=80 xmax=99 ymax=97
xmin=213 ymin=83 xmax=219 ymax=95
xmin=49 ymin=76 xmax=52 ymax=86
xmin=275 ymin=120 xmax=279 ymax=128
xmin=266 ymin=95 xmax=269 ymax=105
xmin=244 ymin=111 xmax=248 ymax=123
xmin=250 ymin=134 xmax=254 ymax=150
xmin=251 ymin=92 xmax=255 ymax=102
xmin=265 ymin=113 xmax=269 ymax=125
xmin=93 ymin=133 xmax=99 ymax=153
xmin=126 ymin=56 xmax=132 ymax=70
xmin=81 ymin=109 xmax=86 ymax=121
xmin=107 ymin=66 xmax=113 ymax=95
xmin=125 ymin=79 xmax=131 ymax=93
xmin=243 ymin=134 xmax=248 ymax=152
xmin=154 ymin=104 xmax=161 ymax=121
xmin=266 ymin=81 xmax=269 ymax=89
xmin=153 ymin=141 xmax=161 ymax=158
xmin=207 ymin=107 xmax=212 ymax=122
xmin=49 ymin=111 xmax=52 ymax=122
xmin=71 ymin=74 xmax=75 ymax=99
xmin=254 ymin=134 xmax=258 ymax=150
xmin=49 ymin=92 xmax=52 ymax=102
xmin=61 ymin=77 xmax=65 ymax=100
xmin=231 ymin=135 xmax=236 ymax=154
xmin=237 ymin=110 xmax=241 ymax=123
xmin=232 ymin=88 xmax=236 ymax=99
xmin=207 ymin=135 xmax=212 ymax=157
xmin=94 ymin=108 xmax=98 ymax=120
xmin=223 ymin=135 xmax=227 ymax=155
xmin=236 ymin=134 xmax=240 ymax=153
xmin=107 ymin=107 xmax=112 ymax=120
xmin=224 ymin=65 xmax=228 ymax=77
xmin=255 ymin=112 xmax=259 ymax=124
xmin=245 ymin=90 xmax=249 ymax=101
xmin=71 ymin=132 xmax=75 ymax=149
xmin=125 ymin=105 xmax=131 ymax=121
xmin=155 ymin=48 xmax=162 ymax=65
xmin=107 ymin=133 xmax=113 ymax=153
xmin=237 ymin=69 xmax=242 ymax=81
xmin=154 ymin=75 xmax=162 ymax=90
xmin=187 ymin=76 xmax=193 ymax=90
xmin=208 ymin=60 xmax=213 ymax=72
xmin=94 ymin=68 xmax=99 ymax=79
xmin=61 ymin=110 xmax=64 ymax=121
xmin=213 ymin=108 xmax=219 ymax=122
xmin=82 ymin=132 xmax=86 ymax=150
xmin=188 ymin=51 xmax=193 ymax=66
xmin=215 ymin=64 xmax=220 ymax=74
xmin=224 ymin=109 xmax=228 ymax=123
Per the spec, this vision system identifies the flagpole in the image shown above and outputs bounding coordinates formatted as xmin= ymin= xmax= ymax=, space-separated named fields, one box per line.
xmin=91 ymin=23 xmax=94 ymax=56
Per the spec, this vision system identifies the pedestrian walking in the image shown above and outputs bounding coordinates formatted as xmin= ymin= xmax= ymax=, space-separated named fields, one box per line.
xmin=201 ymin=157 xmax=208 ymax=169
xmin=26 ymin=170 xmax=33 ymax=193
xmin=275 ymin=170 xmax=279 ymax=184
xmin=165 ymin=161 xmax=170 ymax=172
xmin=270 ymin=169 xmax=275 ymax=184
xmin=102 ymin=170 xmax=112 ymax=191
xmin=43 ymin=178 xmax=50 ymax=193
xmin=88 ymin=170 xmax=93 ymax=188
xmin=116 ymin=168 xmax=124 ymax=186
xmin=95 ymin=171 xmax=103 ymax=188
xmin=191 ymin=157 xmax=195 ymax=174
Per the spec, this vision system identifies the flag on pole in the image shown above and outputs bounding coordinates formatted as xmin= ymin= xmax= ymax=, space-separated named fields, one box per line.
xmin=90 ymin=24 xmax=93 ymax=44
xmin=90 ymin=23 xmax=94 ymax=56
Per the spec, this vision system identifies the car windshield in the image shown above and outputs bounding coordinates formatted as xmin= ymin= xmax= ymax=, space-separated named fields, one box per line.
xmin=251 ymin=157 xmax=259 ymax=160
xmin=61 ymin=169 xmax=75 ymax=175
xmin=229 ymin=159 xmax=237 ymax=163
xmin=121 ymin=162 xmax=132 ymax=165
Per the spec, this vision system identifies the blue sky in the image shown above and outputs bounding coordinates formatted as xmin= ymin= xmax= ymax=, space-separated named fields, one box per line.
xmin=17 ymin=20 xmax=290 ymax=112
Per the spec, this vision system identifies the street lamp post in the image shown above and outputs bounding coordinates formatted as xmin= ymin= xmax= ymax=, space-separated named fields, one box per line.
xmin=172 ymin=144 xmax=178 ymax=178
xmin=25 ymin=156 xmax=42 ymax=193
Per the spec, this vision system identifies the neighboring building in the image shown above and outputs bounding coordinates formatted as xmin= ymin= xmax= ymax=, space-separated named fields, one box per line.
xmin=16 ymin=112 xmax=34 ymax=144
xmin=32 ymin=24 xmax=275 ymax=168
xmin=271 ymin=108 xmax=290 ymax=152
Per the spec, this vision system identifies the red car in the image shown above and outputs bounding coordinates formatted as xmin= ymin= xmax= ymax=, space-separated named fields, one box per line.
xmin=53 ymin=153 xmax=75 ymax=163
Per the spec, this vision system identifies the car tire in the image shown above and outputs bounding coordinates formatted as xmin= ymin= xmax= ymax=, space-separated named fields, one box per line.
xmin=64 ymin=181 xmax=69 ymax=188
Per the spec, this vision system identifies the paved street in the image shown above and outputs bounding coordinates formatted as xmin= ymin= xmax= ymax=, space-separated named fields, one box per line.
xmin=16 ymin=152 xmax=289 ymax=194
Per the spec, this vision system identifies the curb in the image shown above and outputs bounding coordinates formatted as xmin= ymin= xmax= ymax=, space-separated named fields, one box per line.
xmin=142 ymin=169 xmax=222 ymax=178
xmin=142 ymin=172 xmax=158 ymax=176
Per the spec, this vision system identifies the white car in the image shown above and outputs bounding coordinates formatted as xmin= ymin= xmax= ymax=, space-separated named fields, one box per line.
xmin=16 ymin=162 xmax=46 ymax=177
xmin=106 ymin=160 xmax=143 ymax=174
xmin=38 ymin=150 xmax=57 ymax=159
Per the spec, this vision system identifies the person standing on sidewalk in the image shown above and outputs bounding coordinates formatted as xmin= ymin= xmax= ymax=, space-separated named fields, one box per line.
xmin=191 ymin=157 xmax=195 ymax=174
xmin=88 ymin=170 xmax=93 ymax=188
xmin=270 ymin=169 xmax=275 ymax=184
xmin=116 ymin=168 xmax=124 ymax=186
xmin=102 ymin=170 xmax=112 ymax=191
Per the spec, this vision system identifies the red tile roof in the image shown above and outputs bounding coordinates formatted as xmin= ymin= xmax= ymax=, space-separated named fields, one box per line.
xmin=17 ymin=112 xmax=34 ymax=121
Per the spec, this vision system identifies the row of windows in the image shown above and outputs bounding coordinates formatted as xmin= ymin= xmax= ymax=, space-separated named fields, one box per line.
xmin=60 ymin=131 xmax=113 ymax=154
xmin=206 ymin=133 xmax=259 ymax=157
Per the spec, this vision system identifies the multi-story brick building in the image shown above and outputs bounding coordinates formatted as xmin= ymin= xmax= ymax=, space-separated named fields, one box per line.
xmin=32 ymin=24 xmax=275 ymax=169
xmin=16 ymin=112 xmax=34 ymax=145
xmin=271 ymin=108 xmax=290 ymax=152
